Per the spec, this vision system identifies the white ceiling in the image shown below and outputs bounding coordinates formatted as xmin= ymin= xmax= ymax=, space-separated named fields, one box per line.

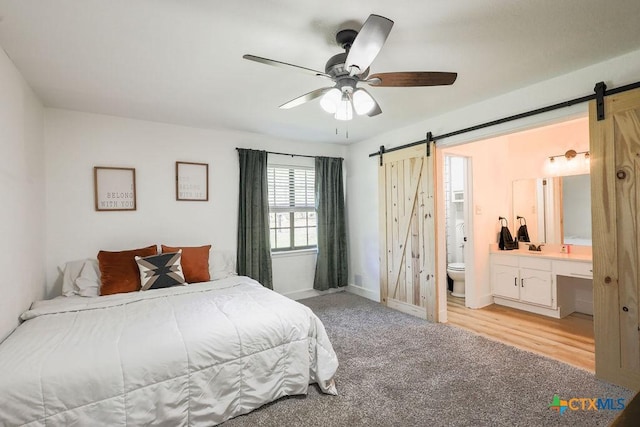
xmin=1 ymin=1 xmax=639 ymax=144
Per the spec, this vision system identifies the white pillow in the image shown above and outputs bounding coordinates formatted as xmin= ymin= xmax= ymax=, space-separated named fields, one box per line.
xmin=76 ymin=260 xmax=101 ymax=297
xmin=60 ymin=259 xmax=101 ymax=297
xmin=61 ymin=259 xmax=87 ymax=296
xmin=209 ymin=250 xmax=237 ymax=280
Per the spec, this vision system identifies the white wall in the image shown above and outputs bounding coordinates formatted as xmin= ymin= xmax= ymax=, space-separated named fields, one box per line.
xmin=346 ymin=47 xmax=640 ymax=306
xmin=0 ymin=47 xmax=45 ymax=341
xmin=44 ymin=109 xmax=346 ymax=299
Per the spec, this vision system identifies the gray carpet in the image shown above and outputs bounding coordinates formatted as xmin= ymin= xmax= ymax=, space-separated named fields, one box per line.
xmin=223 ymin=292 xmax=632 ymax=426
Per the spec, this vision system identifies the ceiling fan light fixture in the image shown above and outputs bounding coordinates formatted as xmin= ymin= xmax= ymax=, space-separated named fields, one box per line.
xmin=243 ymin=14 xmax=457 ymax=121
xmin=320 ymin=88 xmax=341 ymax=114
xmin=334 ymin=93 xmax=353 ymax=121
xmin=352 ymin=88 xmax=375 ymax=115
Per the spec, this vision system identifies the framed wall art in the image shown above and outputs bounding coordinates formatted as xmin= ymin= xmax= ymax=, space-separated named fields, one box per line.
xmin=94 ymin=166 xmax=137 ymax=211
xmin=176 ymin=161 xmax=209 ymax=201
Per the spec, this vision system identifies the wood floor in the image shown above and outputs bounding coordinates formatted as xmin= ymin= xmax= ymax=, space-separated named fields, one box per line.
xmin=446 ymin=294 xmax=595 ymax=372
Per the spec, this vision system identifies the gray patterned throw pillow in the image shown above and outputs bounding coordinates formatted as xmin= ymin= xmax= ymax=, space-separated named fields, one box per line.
xmin=135 ymin=250 xmax=186 ymax=291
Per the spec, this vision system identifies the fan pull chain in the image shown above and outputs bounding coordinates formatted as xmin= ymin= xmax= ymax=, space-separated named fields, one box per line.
xmin=334 ymin=124 xmax=349 ymax=139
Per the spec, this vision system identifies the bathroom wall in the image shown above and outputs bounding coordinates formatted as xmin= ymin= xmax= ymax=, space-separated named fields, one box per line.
xmin=506 ymin=117 xmax=589 ymax=244
xmin=505 ymin=116 xmax=589 ymax=181
xmin=512 ymin=178 xmax=541 ymax=242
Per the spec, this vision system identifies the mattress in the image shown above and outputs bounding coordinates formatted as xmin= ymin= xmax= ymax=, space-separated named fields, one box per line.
xmin=0 ymin=276 xmax=338 ymax=426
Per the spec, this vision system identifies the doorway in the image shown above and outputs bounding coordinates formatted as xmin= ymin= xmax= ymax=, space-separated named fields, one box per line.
xmin=436 ymin=116 xmax=596 ymax=371
xmin=444 ymin=155 xmax=472 ymax=307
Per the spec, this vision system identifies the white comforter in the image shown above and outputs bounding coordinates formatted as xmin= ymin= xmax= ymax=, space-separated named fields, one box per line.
xmin=0 ymin=276 xmax=338 ymax=426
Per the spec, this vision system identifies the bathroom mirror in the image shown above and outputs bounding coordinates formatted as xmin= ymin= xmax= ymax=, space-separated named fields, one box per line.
xmin=512 ymin=173 xmax=592 ymax=246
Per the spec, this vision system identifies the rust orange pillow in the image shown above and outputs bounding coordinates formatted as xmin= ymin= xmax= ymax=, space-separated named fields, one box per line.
xmin=161 ymin=244 xmax=211 ymax=283
xmin=98 ymin=245 xmax=157 ymax=295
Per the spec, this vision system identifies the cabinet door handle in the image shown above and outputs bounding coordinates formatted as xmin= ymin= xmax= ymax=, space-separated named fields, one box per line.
xmin=514 ymin=277 xmax=517 ymax=286
xmin=521 ymin=278 xmax=524 ymax=287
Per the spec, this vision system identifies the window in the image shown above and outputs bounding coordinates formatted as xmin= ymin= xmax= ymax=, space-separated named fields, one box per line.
xmin=267 ymin=165 xmax=317 ymax=251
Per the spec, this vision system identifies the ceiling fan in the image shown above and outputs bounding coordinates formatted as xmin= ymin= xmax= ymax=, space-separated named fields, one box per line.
xmin=243 ymin=14 xmax=457 ymax=121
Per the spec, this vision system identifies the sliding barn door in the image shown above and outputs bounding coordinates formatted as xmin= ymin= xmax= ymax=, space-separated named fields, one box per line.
xmin=378 ymin=143 xmax=438 ymax=321
xmin=590 ymin=87 xmax=640 ymax=390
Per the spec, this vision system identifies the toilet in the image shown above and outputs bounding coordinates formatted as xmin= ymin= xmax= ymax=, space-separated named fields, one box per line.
xmin=447 ymin=263 xmax=466 ymax=297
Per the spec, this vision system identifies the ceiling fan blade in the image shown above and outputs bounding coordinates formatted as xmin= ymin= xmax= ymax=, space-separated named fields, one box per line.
xmin=345 ymin=14 xmax=394 ymax=74
xmin=279 ymin=87 xmax=333 ymax=109
xmin=366 ymin=72 xmax=458 ymax=87
xmin=243 ymin=54 xmax=331 ymax=78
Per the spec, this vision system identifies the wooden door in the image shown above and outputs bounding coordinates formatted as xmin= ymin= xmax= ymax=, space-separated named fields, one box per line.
xmin=590 ymin=87 xmax=640 ymax=390
xmin=378 ymin=143 xmax=437 ymax=321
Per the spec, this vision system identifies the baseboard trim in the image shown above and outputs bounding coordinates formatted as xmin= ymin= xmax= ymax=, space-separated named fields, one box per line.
xmin=282 ymin=287 xmax=345 ymax=301
xmin=387 ymin=298 xmax=427 ymax=319
xmin=493 ymin=297 xmax=562 ymax=318
xmin=473 ymin=294 xmax=494 ymax=309
xmin=346 ymin=284 xmax=380 ymax=302
xmin=439 ymin=308 xmax=448 ymax=323
xmin=574 ymin=299 xmax=594 ymax=315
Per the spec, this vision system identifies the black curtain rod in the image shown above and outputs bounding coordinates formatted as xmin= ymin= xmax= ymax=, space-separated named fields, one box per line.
xmin=369 ymin=80 xmax=640 ymax=158
xmin=235 ymin=148 xmax=343 ymax=160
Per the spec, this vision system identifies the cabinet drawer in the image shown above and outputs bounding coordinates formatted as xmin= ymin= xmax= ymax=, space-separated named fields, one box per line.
xmin=519 ymin=256 xmax=552 ymax=271
xmin=491 ymin=254 xmax=519 ymax=267
xmin=553 ymin=260 xmax=593 ymax=279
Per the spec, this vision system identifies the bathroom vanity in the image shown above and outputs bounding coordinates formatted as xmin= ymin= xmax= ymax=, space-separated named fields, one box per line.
xmin=490 ymin=247 xmax=592 ymax=318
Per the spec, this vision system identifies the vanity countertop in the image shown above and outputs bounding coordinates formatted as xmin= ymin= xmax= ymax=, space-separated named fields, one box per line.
xmin=490 ymin=245 xmax=592 ymax=263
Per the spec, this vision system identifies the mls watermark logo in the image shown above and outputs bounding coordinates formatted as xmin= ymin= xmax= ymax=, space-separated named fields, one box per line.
xmin=549 ymin=394 xmax=625 ymax=414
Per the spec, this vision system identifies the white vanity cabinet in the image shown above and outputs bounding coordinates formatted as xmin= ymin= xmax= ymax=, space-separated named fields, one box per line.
xmin=490 ymin=251 xmax=592 ymax=318
xmin=492 ymin=263 xmax=520 ymax=300
xmin=520 ymin=267 xmax=553 ymax=306
xmin=491 ymin=254 xmax=553 ymax=309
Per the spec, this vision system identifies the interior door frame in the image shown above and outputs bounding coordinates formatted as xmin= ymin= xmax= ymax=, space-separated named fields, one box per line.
xmin=436 ymin=153 xmax=476 ymax=321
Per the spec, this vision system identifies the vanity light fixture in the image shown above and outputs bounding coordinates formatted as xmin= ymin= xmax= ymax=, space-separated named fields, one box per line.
xmin=548 ymin=149 xmax=589 ymax=163
xmin=546 ymin=149 xmax=590 ymax=175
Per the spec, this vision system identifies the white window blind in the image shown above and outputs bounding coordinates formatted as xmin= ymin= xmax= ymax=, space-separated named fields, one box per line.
xmin=267 ymin=166 xmax=315 ymax=212
xmin=267 ymin=165 xmax=317 ymax=251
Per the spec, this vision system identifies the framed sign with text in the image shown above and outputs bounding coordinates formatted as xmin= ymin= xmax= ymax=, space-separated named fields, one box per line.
xmin=94 ymin=166 xmax=137 ymax=211
xmin=176 ymin=161 xmax=209 ymax=201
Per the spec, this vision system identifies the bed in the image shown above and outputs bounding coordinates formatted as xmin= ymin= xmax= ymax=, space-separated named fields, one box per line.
xmin=0 ymin=276 xmax=338 ymax=426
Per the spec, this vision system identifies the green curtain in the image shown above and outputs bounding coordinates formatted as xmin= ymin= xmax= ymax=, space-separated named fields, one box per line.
xmin=314 ymin=156 xmax=348 ymax=290
xmin=237 ymin=149 xmax=273 ymax=289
